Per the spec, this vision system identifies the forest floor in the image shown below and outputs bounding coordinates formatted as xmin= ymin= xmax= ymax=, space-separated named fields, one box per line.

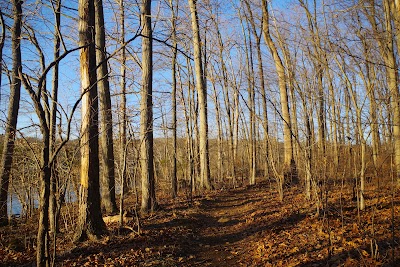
xmin=1 ymin=180 xmax=400 ymax=266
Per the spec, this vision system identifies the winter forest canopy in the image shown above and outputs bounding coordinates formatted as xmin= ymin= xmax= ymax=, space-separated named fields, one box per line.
xmin=1 ymin=0 xmax=400 ymax=266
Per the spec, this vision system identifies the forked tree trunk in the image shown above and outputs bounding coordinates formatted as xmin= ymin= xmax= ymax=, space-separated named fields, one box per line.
xmin=261 ymin=0 xmax=296 ymax=183
xmin=95 ymin=0 xmax=118 ymax=214
xmin=0 ymin=0 xmax=22 ymax=226
xmin=188 ymin=0 xmax=211 ymax=190
xmin=140 ymin=0 xmax=157 ymax=213
xmin=75 ymin=0 xmax=106 ymax=241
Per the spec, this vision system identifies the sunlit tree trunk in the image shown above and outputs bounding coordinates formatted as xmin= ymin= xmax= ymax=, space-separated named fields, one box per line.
xmin=178 ymin=63 xmax=194 ymax=195
xmin=188 ymin=0 xmax=211 ymax=190
xmin=19 ymin=36 xmax=52 ymax=265
xmin=279 ymin=40 xmax=299 ymax=166
xmin=75 ymin=0 xmax=106 ymax=241
xmin=239 ymin=8 xmax=256 ymax=186
xmin=356 ymin=25 xmax=380 ymax=179
xmin=261 ymin=0 xmax=296 ymax=183
xmin=364 ymin=0 xmax=399 ymax=184
xmin=49 ymin=0 xmax=61 ymax=235
xmin=95 ymin=0 xmax=118 ymax=214
xmin=299 ymin=0 xmax=326 ymax=157
xmin=393 ymin=1 xmax=400 ymax=54
xmin=0 ymin=11 xmax=5 ymax=96
xmin=140 ymin=0 xmax=157 ymax=213
xmin=326 ymin=67 xmax=339 ymax=172
xmin=0 ymin=0 xmax=22 ymax=226
xmin=335 ymin=58 xmax=366 ymax=210
xmin=210 ymin=70 xmax=223 ymax=183
xmin=383 ymin=0 xmax=400 ymax=185
xmin=212 ymin=16 xmax=236 ymax=183
xmin=169 ymin=0 xmax=178 ymax=198
xmin=299 ymin=87 xmax=312 ymax=200
xmin=118 ymin=0 xmax=128 ymax=195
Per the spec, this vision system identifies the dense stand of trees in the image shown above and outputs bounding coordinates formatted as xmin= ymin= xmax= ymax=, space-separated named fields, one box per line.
xmin=1 ymin=0 xmax=400 ymax=265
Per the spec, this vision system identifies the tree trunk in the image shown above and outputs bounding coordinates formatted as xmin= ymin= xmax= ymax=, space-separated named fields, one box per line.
xmin=36 ymin=138 xmax=51 ymax=267
xmin=0 ymin=0 xmax=22 ymax=226
xmin=239 ymin=8 xmax=256 ymax=186
xmin=212 ymin=16 xmax=236 ymax=183
xmin=0 ymin=11 xmax=5 ymax=95
xmin=118 ymin=0 xmax=128 ymax=194
xmin=75 ymin=0 xmax=106 ymax=241
xmin=49 ymin=0 xmax=61 ymax=235
xmin=140 ymin=0 xmax=157 ymax=213
xmin=169 ymin=0 xmax=178 ymax=198
xmin=188 ymin=0 xmax=211 ymax=190
xmin=383 ymin=0 xmax=400 ymax=185
xmin=299 ymin=0 xmax=326 ymax=157
xmin=210 ymin=74 xmax=223 ymax=184
xmin=261 ymin=0 xmax=296 ymax=183
xmin=95 ymin=0 xmax=118 ymax=214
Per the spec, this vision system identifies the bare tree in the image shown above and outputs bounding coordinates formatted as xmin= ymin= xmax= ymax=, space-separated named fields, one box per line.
xmin=382 ymin=0 xmax=400 ymax=185
xmin=244 ymin=0 xmax=270 ymax=180
xmin=261 ymin=0 xmax=297 ymax=184
xmin=239 ymin=6 xmax=257 ymax=186
xmin=364 ymin=0 xmax=400 ymax=185
xmin=0 ymin=0 xmax=22 ymax=226
xmin=169 ymin=0 xmax=178 ymax=198
xmin=118 ymin=0 xmax=127 ymax=207
xmin=95 ymin=0 xmax=118 ymax=215
xmin=188 ymin=0 xmax=211 ymax=190
xmin=140 ymin=0 xmax=157 ymax=213
xmin=49 ymin=0 xmax=62 ymax=235
xmin=299 ymin=0 xmax=326 ymax=157
xmin=75 ymin=0 xmax=106 ymax=241
xmin=0 ymin=10 xmax=5 ymax=93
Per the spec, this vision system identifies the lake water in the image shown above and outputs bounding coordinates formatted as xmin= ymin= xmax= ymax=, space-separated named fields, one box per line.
xmin=8 ymin=189 xmax=76 ymax=216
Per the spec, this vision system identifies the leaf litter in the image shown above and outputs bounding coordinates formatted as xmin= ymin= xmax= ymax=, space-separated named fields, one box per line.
xmin=1 ymin=180 xmax=400 ymax=266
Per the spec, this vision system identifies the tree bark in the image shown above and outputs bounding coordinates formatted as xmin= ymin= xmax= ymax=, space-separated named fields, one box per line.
xmin=118 ymin=0 xmax=128 ymax=196
xmin=76 ymin=0 xmax=106 ymax=241
xmin=140 ymin=0 xmax=157 ymax=213
xmin=383 ymin=0 xmax=400 ymax=185
xmin=188 ymin=0 xmax=211 ymax=190
xmin=49 ymin=0 xmax=61 ymax=234
xmin=299 ymin=0 xmax=326 ymax=157
xmin=261 ymin=0 xmax=296 ymax=183
xmin=0 ymin=0 xmax=22 ymax=226
xmin=36 ymin=137 xmax=51 ymax=267
xmin=0 ymin=10 xmax=5 ymax=95
xmin=169 ymin=0 xmax=178 ymax=198
xmin=95 ymin=0 xmax=118 ymax=214
xmin=210 ymin=14 xmax=237 ymax=183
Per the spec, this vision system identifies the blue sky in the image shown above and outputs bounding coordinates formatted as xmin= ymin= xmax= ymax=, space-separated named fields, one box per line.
xmin=0 ymin=0 xmax=308 ymax=141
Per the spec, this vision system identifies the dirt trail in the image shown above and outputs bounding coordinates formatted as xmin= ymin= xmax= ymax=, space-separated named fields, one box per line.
xmin=56 ymin=183 xmax=276 ymax=267
xmin=155 ymin=184 xmax=275 ymax=267
xmin=6 ymin=180 xmax=395 ymax=266
xmin=181 ymin=189 xmax=260 ymax=266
